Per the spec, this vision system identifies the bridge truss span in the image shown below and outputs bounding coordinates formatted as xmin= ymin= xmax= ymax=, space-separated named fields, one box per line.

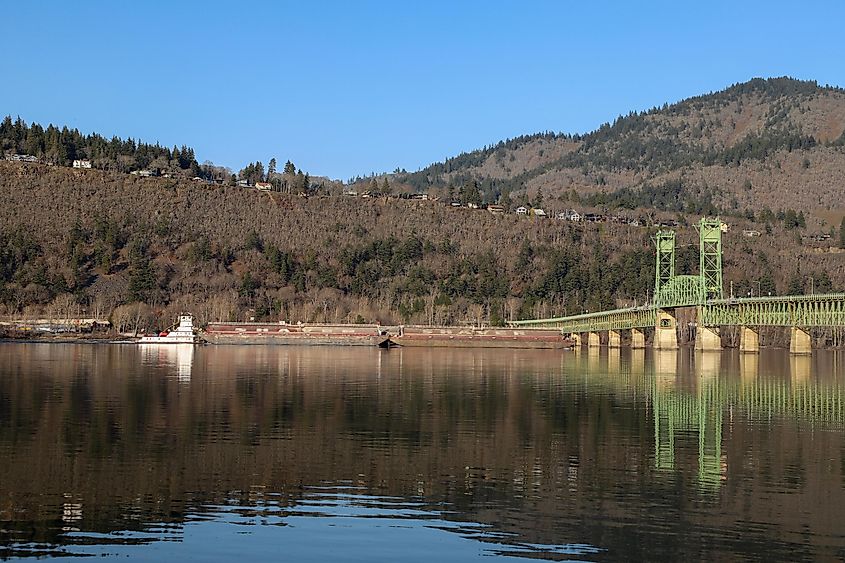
xmin=511 ymin=306 xmax=656 ymax=333
xmin=700 ymin=293 xmax=845 ymax=327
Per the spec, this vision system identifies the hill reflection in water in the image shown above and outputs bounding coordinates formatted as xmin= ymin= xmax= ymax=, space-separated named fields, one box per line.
xmin=0 ymin=344 xmax=843 ymax=560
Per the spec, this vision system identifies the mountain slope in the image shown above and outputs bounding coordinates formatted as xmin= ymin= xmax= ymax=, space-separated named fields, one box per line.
xmin=392 ymin=77 xmax=845 ymax=223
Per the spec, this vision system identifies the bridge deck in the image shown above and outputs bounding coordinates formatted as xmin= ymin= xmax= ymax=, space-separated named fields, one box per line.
xmin=510 ymin=293 xmax=845 ymax=332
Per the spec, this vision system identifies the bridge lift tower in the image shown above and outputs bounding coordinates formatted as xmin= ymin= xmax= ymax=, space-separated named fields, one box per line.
xmin=652 ymin=217 xmax=724 ymax=307
xmin=653 ymin=229 xmax=676 ymax=299
xmin=696 ymin=218 xmax=724 ymax=301
xmin=652 ymin=217 xmax=724 ymax=349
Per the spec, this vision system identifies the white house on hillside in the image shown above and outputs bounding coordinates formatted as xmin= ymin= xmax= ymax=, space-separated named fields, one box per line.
xmin=72 ymin=159 xmax=92 ymax=169
xmin=515 ymin=206 xmax=528 ymax=215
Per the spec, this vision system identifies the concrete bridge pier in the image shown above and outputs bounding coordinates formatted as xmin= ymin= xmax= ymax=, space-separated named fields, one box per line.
xmin=695 ymin=326 xmax=722 ymax=351
xmin=789 ymin=327 xmax=812 ymax=355
xmin=608 ymin=330 xmax=621 ymax=348
xmin=587 ymin=331 xmax=601 ymax=348
xmin=654 ymin=310 xmax=678 ymax=350
xmin=570 ymin=333 xmax=583 ymax=348
xmin=739 ymin=326 xmax=759 ymax=353
xmin=631 ymin=329 xmax=646 ymax=349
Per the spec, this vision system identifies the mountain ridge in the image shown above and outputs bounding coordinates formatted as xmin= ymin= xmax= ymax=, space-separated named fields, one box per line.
xmin=385 ymin=77 xmax=845 ymax=225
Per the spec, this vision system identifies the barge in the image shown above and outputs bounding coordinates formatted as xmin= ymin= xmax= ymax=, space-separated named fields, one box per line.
xmin=201 ymin=322 xmax=573 ymax=349
xmin=391 ymin=326 xmax=575 ymax=349
xmin=202 ymin=322 xmax=391 ymax=346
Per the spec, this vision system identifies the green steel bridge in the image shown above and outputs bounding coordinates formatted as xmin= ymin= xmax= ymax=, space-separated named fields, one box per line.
xmin=510 ymin=217 xmax=845 ymax=353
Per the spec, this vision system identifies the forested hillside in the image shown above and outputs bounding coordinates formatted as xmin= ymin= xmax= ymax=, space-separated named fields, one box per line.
xmin=384 ymin=77 xmax=845 ymax=228
xmin=1 ymin=162 xmax=842 ymax=330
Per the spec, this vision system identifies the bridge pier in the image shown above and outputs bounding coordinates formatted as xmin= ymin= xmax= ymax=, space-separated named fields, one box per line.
xmin=654 ymin=310 xmax=678 ymax=350
xmin=608 ymin=330 xmax=621 ymax=348
xmin=631 ymin=328 xmax=646 ymax=349
xmin=695 ymin=326 xmax=722 ymax=351
xmin=789 ymin=327 xmax=812 ymax=355
xmin=570 ymin=333 xmax=583 ymax=348
xmin=739 ymin=326 xmax=759 ymax=353
xmin=587 ymin=331 xmax=601 ymax=348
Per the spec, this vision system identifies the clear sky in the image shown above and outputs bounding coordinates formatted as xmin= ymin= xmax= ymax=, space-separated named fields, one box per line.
xmin=3 ymin=1 xmax=844 ymax=180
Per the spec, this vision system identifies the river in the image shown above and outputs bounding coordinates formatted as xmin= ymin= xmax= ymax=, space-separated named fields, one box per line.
xmin=0 ymin=343 xmax=843 ymax=561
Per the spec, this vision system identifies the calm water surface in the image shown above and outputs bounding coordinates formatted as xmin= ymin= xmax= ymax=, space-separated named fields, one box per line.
xmin=0 ymin=344 xmax=844 ymax=561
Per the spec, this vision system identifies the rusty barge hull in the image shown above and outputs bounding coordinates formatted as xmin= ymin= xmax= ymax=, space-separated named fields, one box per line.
xmin=392 ymin=327 xmax=574 ymax=349
xmin=202 ymin=323 xmax=390 ymax=346
xmin=201 ymin=323 xmax=573 ymax=349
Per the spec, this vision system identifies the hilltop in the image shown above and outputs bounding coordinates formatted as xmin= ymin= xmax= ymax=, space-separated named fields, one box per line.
xmin=384 ymin=77 xmax=845 ymax=228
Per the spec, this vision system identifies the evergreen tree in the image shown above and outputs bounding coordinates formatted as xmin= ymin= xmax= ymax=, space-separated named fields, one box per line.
xmin=283 ymin=160 xmax=296 ymax=175
xmin=129 ymin=258 xmax=156 ymax=302
xmin=459 ymin=180 xmax=481 ymax=206
xmin=499 ymin=190 xmax=512 ymax=211
xmin=759 ymin=273 xmax=777 ymax=296
xmin=268 ymin=158 xmax=277 ymax=177
xmin=786 ymin=268 xmax=803 ymax=295
xmin=840 ymin=217 xmax=845 ymax=249
xmin=534 ymin=187 xmax=544 ymax=208
xmin=381 ymin=177 xmax=392 ymax=197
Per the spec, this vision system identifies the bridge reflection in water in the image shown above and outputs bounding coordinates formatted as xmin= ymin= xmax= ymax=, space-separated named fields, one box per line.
xmin=574 ymin=348 xmax=844 ymax=490
xmin=2 ymin=345 xmax=845 ymax=560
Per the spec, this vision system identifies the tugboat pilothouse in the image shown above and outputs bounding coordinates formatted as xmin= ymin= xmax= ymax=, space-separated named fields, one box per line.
xmin=138 ymin=314 xmax=199 ymax=344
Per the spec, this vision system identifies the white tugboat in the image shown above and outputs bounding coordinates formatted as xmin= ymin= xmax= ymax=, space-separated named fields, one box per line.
xmin=138 ymin=314 xmax=200 ymax=344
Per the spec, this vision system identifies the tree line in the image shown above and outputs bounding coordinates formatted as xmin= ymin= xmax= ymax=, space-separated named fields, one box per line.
xmin=0 ymin=115 xmax=202 ymax=176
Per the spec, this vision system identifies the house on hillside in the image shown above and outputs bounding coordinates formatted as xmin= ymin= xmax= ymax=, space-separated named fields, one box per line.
xmin=130 ymin=169 xmax=153 ymax=177
xmin=72 ymin=159 xmax=92 ymax=169
xmin=515 ymin=206 xmax=528 ymax=215
xmin=255 ymin=182 xmax=272 ymax=191
xmin=409 ymin=193 xmax=429 ymax=201
xmin=533 ymin=208 xmax=547 ymax=218
xmin=487 ymin=204 xmax=504 ymax=214
xmin=8 ymin=154 xmax=38 ymax=163
xmin=236 ymin=179 xmax=251 ymax=188
xmin=742 ymin=229 xmax=761 ymax=237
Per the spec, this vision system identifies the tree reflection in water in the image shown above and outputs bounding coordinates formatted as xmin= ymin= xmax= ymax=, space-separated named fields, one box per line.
xmin=0 ymin=345 xmax=843 ymax=560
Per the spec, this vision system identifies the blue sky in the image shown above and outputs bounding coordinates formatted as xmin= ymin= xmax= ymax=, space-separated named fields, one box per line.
xmin=3 ymin=1 xmax=844 ymax=179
